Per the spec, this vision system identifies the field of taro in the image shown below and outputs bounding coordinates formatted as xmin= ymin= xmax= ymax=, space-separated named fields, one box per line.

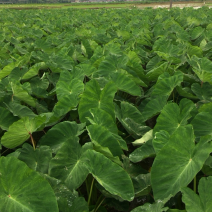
xmin=1 ymin=6 xmax=212 ymax=212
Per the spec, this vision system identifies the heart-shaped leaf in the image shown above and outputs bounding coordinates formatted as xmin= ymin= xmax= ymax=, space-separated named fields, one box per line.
xmin=0 ymin=157 xmax=58 ymax=212
xmin=151 ymin=125 xmax=212 ymax=200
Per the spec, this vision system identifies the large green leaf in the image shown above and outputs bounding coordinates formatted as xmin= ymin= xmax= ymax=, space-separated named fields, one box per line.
xmin=53 ymin=183 xmax=78 ymax=212
xmin=0 ymin=157 xmax=58 ymax=212
xmin=182 ymin=176 xmax=212 ymax=212
xmin=1 ymin=115 xmax=47 ymax=148
xmin=78 ymin=79 xmax=117 ymax=123
xmin=190 ymin=26 xmax=205 ymax=40
xmin=56 ymin=70 xmax=84 ymax=101
xmin=151 ymin=72 xmax=184 ymax=98
xmin=29 ymin=76 xmax=49 ymax=98
xmin=152 ymin=130 xmax=170 ymax=154
xmin=98 ymin=54 xmax=128 ymax=77
xmin=146 ymin=62 xmax=169 ymax=81
xmin=0 ymin=53 xmax=30 ymax=79
xmin=87 ymin=108 xmax=118 ymax=134
xmin=22 ymin=62 xmax=46 ymax=80
xmin=154 ymin=98 xmax=195 ymax=135
xmin=82 ymin=149 xmax=134 ymax=201
xmin=115 ymin=102 xmax=151 ymax=139
xmin=141 ymin=71 xmax=183 ymax=121
xmin=53 ymin=94 xmax=78 ymax=116
xmin=39 ymin=121 xmax=85 ymax=154
xmin=49 ymin=139 xmax=90 ymax=190
xmin=110 ymin=72 xmax=141 ymax=96
xmin=132 ymin=173 xmax=151 ymax=197
xmin=11 ymin=82 xmax=37 ymax=107
xmin=131 ymin=200 xmax=169 ymax=212
xmin=18 ymin=143 xmax=52 ymax=174
xmin=5 ymin=102 xmax=36 ymax=118
xmin=129 ymin=140 xmax=155 ymax=163
xmin=69 ymin=197 xmax=89 ymax=212
xmin=190 ymin=56 xmax=212 ymax=84
xmin=87 ymin=124 xmax=123 ymax=157
xmin=191 ymin=112 xmax=212 ymax=137
xmin=0 ymin=107 xmax=19 ymax=130
xmin=191 ymin=82 xmax=212 ymax=102
xmin=151 ymin=125 xmax=212 ymax=200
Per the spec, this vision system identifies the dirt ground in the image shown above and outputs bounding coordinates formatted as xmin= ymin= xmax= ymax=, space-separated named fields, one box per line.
xmin=136 ymin=2 xmax=205 ymax=9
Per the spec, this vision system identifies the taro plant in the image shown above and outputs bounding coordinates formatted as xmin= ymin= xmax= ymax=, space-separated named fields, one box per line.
xmin=1 ymin=6 xmax=212 ymax=212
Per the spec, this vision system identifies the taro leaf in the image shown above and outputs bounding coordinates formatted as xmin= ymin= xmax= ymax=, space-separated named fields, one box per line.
xmin=95 ymin=183 xmax=125 ymax=202
xmin=132 ymin=129 xmax=153 ymax=146
xmin=132 ymin=173 xmax=151 ymax=197
xmin=87 ymin=108 xmax=128 ymax=151
xmin=82 ymin=39 xmax=93 ymax=59
xmin=18 ymin=143 xmax=52 ymax=174
xmin=5 ymin=101 xmax=36 ymax=118
xmin=141 ymin=71 xmax=183 ymax=121
xmin=92 ymin=142 xmax=122 ymax=166
xmin=69 ymin=197 xmax=89 ymax=212
xmin=155 ymin=42 xmax=181 ymax=62
xmin=190 ymin=26 xmax=205 ymax=40
xmin=29 ymin=76 xmax=49 ymax=98
xmin=176 ymin=86 xmax=199 ymax=100
xmin=53 ymin=70 xmax=84 ymax=115
xmin=8 ymin=67 xmax=28 ymax=82
xmin=110 ymin=72 xmax=141 ymax=96
xmin=191 ymin=112 xmax=212 ymax=137
xmin=0 ymin=157 xmax=59 ymax=212
xmin=98 ymin=54 xmax=128 ymax=77
xmin=127 ymin=51 xmax=147 ymax=80
xmin=88 ymin=108 xmax=118 ymax=134
xmin=49 ymin=140 xmax=90 ymax=191
xmin=151 ymin=72 xmax=184 ymax=98
xmin=154 ymin=98 xmax=195 ymax=135
xmin=146 ymin=62 xmax=169 ymax=82
xmin=82 ymin=149 xmax=134 ymax=201
xmin=47 ymin=54 xmax=74 ymax=73
xmin=87 ymin=125 xmax=123 ymax=157
xmin=0 ymin=53 xmax=31 ymax=79
xmin=22 ymin=62 xmax=46 ymax=80
xmin=190 ymin=56 xmax=212 ymax=84
xmin=131 ymin=200 xmax=169 ymax=212
xmin=78 ymin=79 xmax=117 ymax=123
xmin=151 ymin=125 xmax=212 ymax=200
xmin=53 ymin=184 xmax=78 ymax=212
xmin=191 ymin=82 xmax=212 ymax=102
xmin=56 ymin=70 xmax=84 ymax=101
xmin=39 ymin=121 xmax=85 ymax=154
xmin=115 ymin=102 xmax=151 ymax=139
xmin=53 ymin=94 xmax=78 ymax=116
xmin=152 ymin=130 xmax=170 ymax=154
xmin=75 ymin=63 xmax=97 ymax=77
xmin=202 ymin=156 xmax=212 ymax=176
xmin=123 ymin=156 xmax=148 ymax=179
xmin=182 ymin=176 xmax=212 ymax=212
xmin=188 ymin=45 xmax=203 ymax=58
xmin=140 ymin=96 xmax=168 ymax=122
xmin=1 ymin=115 xmax=47 ymax=148
xmin=129 ymin=139 xmax=155 ymax=163
xmin=198 ymin=102 xmax=212 ymax=113
xmin=0 ymin=62 xmax=19 ymax=80
xmin=11 ymin=82 xmax=37 ymax=107
xmin=0 ymin=107 xmax=19 ymax=130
